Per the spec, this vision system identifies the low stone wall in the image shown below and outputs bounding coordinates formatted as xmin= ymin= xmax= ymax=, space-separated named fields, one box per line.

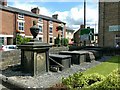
xmin=49 ymin=47 xmax=69 ymax=54
xmin=0 ymin=50 xmax=21 ymax=70
xmin=0 ymin=47 xmax=69 ymax=70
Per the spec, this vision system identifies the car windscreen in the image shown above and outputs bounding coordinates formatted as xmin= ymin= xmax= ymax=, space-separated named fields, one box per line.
xmin=8 ymin=46 xmax=16 ymax=49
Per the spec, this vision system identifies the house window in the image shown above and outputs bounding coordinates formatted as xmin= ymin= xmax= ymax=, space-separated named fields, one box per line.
xmin=50 ymin=37 xmax=52 ymax=43
xmin=18 ymin=22 xmax=24 ymax=31
xmin=38 ymin=18 xmax=43 ymax=22
xmin=49 ymin=27 xmax=53 ymax=33
xmin=0 ymin=37 xmax=4 ymax=45
xmin=38 ymin=25 xmax=42 ymax=32
xmin=39 ymin=37 xmax=42 ymax=42
xmin=18 ymin=14 xmax=24 ymax=19
xmin=49 ymin=21 xmax=53 ymax=24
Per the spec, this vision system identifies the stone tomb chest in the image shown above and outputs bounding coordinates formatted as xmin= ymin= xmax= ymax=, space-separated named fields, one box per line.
xmin=18 ymin=40 xmax=51 ymax=76
xmin=59 ymin=51 xmax=86 ymax=65
xmin=49 ymin=54 xmax=71 ymax=71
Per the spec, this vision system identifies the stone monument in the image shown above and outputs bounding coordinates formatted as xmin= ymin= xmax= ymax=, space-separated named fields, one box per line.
xmin=17 ymin=21 xmax=52 ymax=76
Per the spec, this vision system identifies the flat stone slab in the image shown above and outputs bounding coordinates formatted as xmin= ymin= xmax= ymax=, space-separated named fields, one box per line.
xmin=60 ymin=50 xmax=95 ymax=62
xmin=49 ymin=54 xmax=71 ymax=59
xmin=49 ymin=54 xmax=71 ymax=71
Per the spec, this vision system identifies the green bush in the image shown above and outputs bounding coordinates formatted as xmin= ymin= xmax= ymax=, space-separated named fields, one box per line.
xmin=61 ymin=38 xmax=69 ymax=46
xmin=62 ymin=72 xmax=105 ymax=89
xmin=16 ymin=34 xmax=31 ymax=45
xmin=54 ymin=38 xmax=68 ymax=46
xmin=85 ymin=69 xmax=120 ymax=90
xmin=62 ymin=72 xmax=83 ymax=89
xmin=54 ymin=37 xmax=60 ymax=46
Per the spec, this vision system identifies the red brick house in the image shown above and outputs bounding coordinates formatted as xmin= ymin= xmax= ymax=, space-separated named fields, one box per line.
xmin=0 ymin=0 xmax=66 ymax=45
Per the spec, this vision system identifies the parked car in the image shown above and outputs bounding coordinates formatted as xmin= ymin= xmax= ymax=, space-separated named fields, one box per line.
xmin=1 ymin=45 xmax=17 ymax=51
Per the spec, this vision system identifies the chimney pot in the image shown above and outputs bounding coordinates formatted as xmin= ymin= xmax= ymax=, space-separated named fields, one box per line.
xmin=0 ymin=0 xmax=7 ymax=6
xmin=31 ymin=7 xmax=40 ymax=14
xmin=52 ymin=14 xmax=58 ymax=19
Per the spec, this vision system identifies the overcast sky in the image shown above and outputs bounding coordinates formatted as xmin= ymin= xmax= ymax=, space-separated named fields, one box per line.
xmin=8 ymin=0 xmax=99 ymax=33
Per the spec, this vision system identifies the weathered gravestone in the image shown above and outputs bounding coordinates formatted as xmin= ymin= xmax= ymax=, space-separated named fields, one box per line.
xmin=17 ymin=21 xmax=51 ymax=76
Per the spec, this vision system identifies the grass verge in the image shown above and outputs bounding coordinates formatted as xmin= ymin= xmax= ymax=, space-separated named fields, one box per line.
xmin=84 ymin=56 xmax=120 ymax=76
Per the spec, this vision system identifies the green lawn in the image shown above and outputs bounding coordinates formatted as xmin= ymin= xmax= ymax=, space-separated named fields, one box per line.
xmin=84 ymin=56 xmax=120 ymax=76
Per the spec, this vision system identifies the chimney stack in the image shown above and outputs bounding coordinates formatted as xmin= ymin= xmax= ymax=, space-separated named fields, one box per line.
xmin=80 ymin=24 xmax=84 ymax=29
xmin=52 ymin=14 xmax=58 ymax=19
xmin=0 ymin=0 xmax=7 ymax=6
xmin=31 ymin=7 xmax=40 ymax=14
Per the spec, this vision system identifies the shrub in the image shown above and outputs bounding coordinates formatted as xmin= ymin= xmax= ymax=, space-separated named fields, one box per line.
xmin=82 ymin=73 xmax=105 ymax=87
xmin=61 ymin=38 xmax=69 ymax=46
xmin=16 ymin=34 xmax=31 ymax=45
xmin=54 ymin=37 xmax=60 ymax=46
xmin=54 ymin=38 xmax=68 ymax=46
xmin=86 ymin=69 xmax=120 ymax=90
xmin=62 ymin=72 xmax=83 ymax=89
xmin=62 ymin=69 xmax=119 ymax=90
xmin=62 ymin=72 xmax=105 ymax=89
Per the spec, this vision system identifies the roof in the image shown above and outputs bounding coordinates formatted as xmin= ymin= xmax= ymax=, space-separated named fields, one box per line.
xmin=0 ymin=5 xmax=65 ymax=24
xmin=66 ymin=27 xmax=75 ymax=32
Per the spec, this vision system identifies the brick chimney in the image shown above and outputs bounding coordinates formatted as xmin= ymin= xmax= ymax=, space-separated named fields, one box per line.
xmin=80 ymin=24 xmax=84 ymax=29
xmin=31 ymin=7 xmax=40 ymax=14
xmin=52 ymin=14 xmax=58 ymax=19
xmin=0 ymin=0 xmax=7 ymax=6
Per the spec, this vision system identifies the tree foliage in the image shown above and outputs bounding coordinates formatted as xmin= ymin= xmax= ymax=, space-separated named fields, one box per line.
xmin=16 ymin=34 xmax=31 ymax=45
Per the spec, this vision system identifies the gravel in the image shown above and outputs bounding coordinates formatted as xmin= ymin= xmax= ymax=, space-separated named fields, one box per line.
xmin=0 ymin=56 xmax=112 ymax=88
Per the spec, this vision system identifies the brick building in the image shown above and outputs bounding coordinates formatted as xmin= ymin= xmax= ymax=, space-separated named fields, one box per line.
xmin=99 ymin=1 xmax=120 ymax=47
xmin=0 ymin=0 xmax=66 ymax=45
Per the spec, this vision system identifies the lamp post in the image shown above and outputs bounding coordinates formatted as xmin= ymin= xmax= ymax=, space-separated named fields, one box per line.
xmin=84 ymin=0 xmax=86 ymax=28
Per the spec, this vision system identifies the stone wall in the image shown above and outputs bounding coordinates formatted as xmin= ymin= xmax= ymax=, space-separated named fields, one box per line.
xmin=0 ymin=47 xmax=69 ymax=70
xmin=99 ymin=2 xmax=120 ymax=47
xmin=0 ymin=50 xmax=21 ymax=70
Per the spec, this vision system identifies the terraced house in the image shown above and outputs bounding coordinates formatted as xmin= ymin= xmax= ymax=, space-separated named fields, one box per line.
xmin=0 ymin=0 xmax=66 ymax=45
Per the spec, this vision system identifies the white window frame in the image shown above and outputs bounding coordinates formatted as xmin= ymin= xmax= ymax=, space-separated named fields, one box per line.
xmin=49 ymin=21 xmax=53 ymax=25
xmin=38 ymin=35 xmax=43 ymax=42
xmin=38 ymin=25 xmax=43 ymax=33
xmin=38 ymin=23 xmax=43 ymax=33
xmin=39 ymin=37 xmax=43 ymax=42
xmin=18 ymin=14 xmax=24 ymax=19
xmin=49 ymin=37 xmax=53 ymax=44
xmin=18 ymin=21 xmax=25 ymax=32
xmin=49 ymin=26 xmax=53 ymax=34
xmin=38 ymin=18 xmax=43 ymax=23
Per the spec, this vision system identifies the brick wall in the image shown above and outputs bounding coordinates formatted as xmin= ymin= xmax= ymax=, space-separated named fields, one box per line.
xmin=43 ymin=20 xmax=48 ymax=43
xmin=1 ymin=10 xmax=14 ymax=35
xmin=24 ymin=15 xmax=38 ymax=36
